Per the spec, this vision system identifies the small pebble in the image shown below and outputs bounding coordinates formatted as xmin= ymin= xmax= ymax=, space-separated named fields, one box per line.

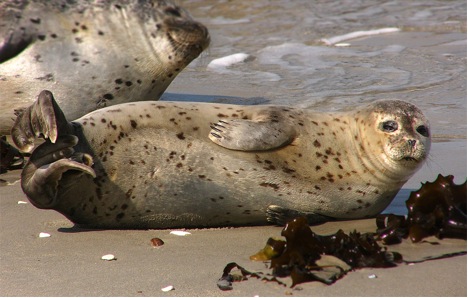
xmin=335 ymin=43 xmax=351 ymax=47
xmin=161 ymin=285 xmax=174 ymax=292
xmin=17 ymin=201 xmax=28 ymax=204
xmin=170 ymin=231 xmax=191 ymax=236
xmin=101 ymin=254 xmax=116 ymax=261
xmin=150 ymin=237 xmax=164 ymax=247
xmin=38 ymin=232 xmax=51 ymax=238
xmin=368 ymin=274 xmax=378 ymax=279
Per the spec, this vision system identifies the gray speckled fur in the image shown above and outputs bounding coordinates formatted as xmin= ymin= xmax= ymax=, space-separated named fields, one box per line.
xmin=0 ymin=0 xmax=209 ymax=134
xmin=13 ymin=91 xmax=431 ymax=228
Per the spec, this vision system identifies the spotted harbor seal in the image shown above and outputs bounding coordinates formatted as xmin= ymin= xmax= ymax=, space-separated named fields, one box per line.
xmin=12 ymin=90 xmax=431 ymax=228
xmin=0 ymin=0 xmax=210 ymax=135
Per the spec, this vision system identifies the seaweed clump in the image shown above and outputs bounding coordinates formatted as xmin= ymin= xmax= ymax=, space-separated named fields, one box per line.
xmin=377 ymin=174 xmax=467 ymax=244
xmin=270 ymin=217 xmax=400 ymax=285
xmin=218 ymin=217 xmax=401 ymax=289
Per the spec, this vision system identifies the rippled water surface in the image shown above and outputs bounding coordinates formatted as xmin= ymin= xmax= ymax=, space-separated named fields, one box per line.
xmin=167 ymin=0 xmax=466 ymax=138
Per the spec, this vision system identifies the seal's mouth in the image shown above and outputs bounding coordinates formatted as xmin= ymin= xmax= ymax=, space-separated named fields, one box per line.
xmin=402 ymin=156 xmax=418 ymax=162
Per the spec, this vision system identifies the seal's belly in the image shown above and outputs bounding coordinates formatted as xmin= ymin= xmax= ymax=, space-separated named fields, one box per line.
xmin=89 ymin=128 xmax=283 ymax=227
xmin=61 ymin=126 xmax=394 ymax=228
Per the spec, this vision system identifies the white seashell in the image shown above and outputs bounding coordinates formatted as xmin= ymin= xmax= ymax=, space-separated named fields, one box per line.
xmin=368 ymin=274 xmax=378 ymax=279
xmin=161 ymin=285 xmax=174 ymax=292
xmin=17 ymin=201 xmax=28 ymax=204
xmin=207 ymin=53 xmax=250 ymax=69
xmin=101 ymin=254 xmax=116 ymax=261
xmin=334 ymin=43 xmax=351 ymax=47
xmin=170 ymin=231 xmax=191 ymax=236
xmin=38 ymin=232 xmax=51 ymax=238
xmin=321 ymin=28 xmax=400 ymax=45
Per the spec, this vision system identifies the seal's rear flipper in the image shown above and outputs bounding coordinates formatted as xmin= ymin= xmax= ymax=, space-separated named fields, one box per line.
xmin=208 ymin=118 xmax=295 ymax=151
xmin=11 ymin=90 xmax=72 ymax=153
xmin=266 ymin=205 xmax=333 ymax=226
xmin=21 ymin=134 xmax=95 ymax=209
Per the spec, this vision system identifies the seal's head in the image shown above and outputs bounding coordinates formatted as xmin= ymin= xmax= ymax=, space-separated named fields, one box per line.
xmin=0 ymin=0 xmax=210 ymax=134
xmin=355 ymin=100 xmax=431 ymax=179
xmin=138 ymin=1 xmax=211 ymax=68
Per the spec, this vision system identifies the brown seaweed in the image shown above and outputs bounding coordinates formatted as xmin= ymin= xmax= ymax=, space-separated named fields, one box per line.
xmin=217 ymin=262 xmax=287 ymax=291
xmin=250 ymin=237 xmax=286 ymax=261
xmin=270 ymin=217 xmax=401 ymax=286
xmin=377 ymin=174 xmax=467 ymax=244
xmin=218 ymin=217 xmax=401 ymax=289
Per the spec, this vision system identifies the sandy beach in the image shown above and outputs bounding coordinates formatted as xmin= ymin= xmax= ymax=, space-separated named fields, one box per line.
xmin=0 ymin=0 xmax=466 ymax=296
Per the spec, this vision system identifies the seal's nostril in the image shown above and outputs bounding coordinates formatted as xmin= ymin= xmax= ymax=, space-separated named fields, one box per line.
xmin=164 ymin=7 xmax=182 ymax=18
xmin=408 ymin=140 xmax=416 ymax=147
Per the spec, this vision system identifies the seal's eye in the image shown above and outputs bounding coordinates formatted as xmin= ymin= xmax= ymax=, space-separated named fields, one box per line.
xmin=416 ymin=125 xmax=429 ymax=137
xmin=381 ymin=120 xmax=398 ymax=132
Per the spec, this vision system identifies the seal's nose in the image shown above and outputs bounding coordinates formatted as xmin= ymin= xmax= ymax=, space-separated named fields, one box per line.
xmin=163 ymin=18 xmax=210 ymax=50
xmin=408 ymin=140 xmax=416 ymax=148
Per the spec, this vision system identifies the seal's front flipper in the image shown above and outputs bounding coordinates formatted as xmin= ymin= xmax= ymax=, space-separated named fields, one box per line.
xmin=266 ymin=205 xmax=333 ymax=226
xmin=11 ymin=90 xmax=72 ymax=153
xmin=21 ymin=134 xmax=95 ymax=209
xmin=209 ymin=118 xmax=295 ymax=151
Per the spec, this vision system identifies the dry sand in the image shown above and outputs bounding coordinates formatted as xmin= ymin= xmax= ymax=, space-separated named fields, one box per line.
xmin=0 ymin=137 xmax=466 ymax=296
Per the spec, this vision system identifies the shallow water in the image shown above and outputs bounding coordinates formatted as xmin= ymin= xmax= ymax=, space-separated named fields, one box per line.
xmin=167 ymin=0 xmax=466 ymax=138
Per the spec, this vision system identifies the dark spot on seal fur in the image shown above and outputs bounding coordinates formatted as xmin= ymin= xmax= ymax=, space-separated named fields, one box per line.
xmin=313 ymin=140 xmax=321 ymax=148
xmin=259 ymin=182 xmax=280 ymax=191
xmin=30 ymin=17 xmax=41 ymax=24
xmin=103 ymin=93 xmax=114 ymax=100
xmin=176 ymin=132 xmax=185 ymax=140
xmin=130 ymin=120 xmax=137 ymax=128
